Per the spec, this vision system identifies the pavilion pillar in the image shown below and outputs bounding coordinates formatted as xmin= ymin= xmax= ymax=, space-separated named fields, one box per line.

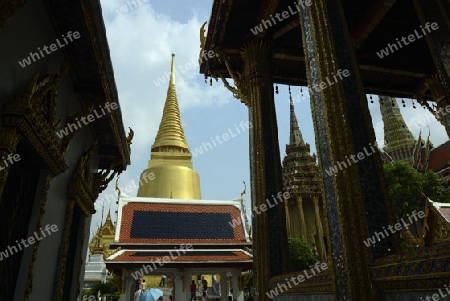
xmin=298 ymin=0 xmax=396 ymax=299
xmin=284 ymin=201 xmax=292 ymax=238
xmin=413 ymin=0 xmax=450 ymax=135
xmin=240 ymin=40 xmax=289 ymax=300
xmin=297 ymin=196 xmax=307 ymax=239
xmin=231 ymin=269 xmax=244 ymax=301
xmin=174 ymin=270 xmax=183 ymax=301
xmin=220 ymin=272 xmax=228 ymax=301
xmin=124 ymin=275 xmax=135 ymax=301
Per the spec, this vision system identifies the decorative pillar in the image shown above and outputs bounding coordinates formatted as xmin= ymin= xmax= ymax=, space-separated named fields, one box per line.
xmin=240 ymin=40 xmax=288 ymax=299
xmin=231 ymin=270 xmax=244 ymax=301
xmin=220 ymin=272 xmax=228 ymax=301
xmin=185 ymin=271 xmax=191 ymax=301
xmin=174 ymin=271 xmax=183 ymax=301
xmin=284 ymin=201 xmax=292 ymax=238
xmin=126 ymin=276 xmax=135 ymax=301
xmin=313 ymin=197 xmax=326 ymax=262
xmin=414 ymin=0 xmax=450 ymax=132
xmin=297 ymin=196 xmax=307 ymax=239
xmin=298 ymin=0 xmax=395 ymax=299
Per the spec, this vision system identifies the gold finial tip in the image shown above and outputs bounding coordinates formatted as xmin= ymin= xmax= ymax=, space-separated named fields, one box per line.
xmin=172 ymin=53 xmax=175 ymax=57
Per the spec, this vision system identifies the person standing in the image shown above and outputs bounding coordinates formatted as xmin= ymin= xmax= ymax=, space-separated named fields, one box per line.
xmin=140 ymin=279 xmax=147 ymax=292
xmin=159 ymin=274 xmax=167 ymax=287
xmin=190 ymin=280 xmax=197 ymax=301
xmin=201 ymin=277 xmax=208 ymax=295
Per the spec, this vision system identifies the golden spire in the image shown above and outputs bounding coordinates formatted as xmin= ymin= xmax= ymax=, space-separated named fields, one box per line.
xmin=137 ymin=54 xmax=202 ymax=200
xmin=152 ymin=54 xmax=190 ymax=151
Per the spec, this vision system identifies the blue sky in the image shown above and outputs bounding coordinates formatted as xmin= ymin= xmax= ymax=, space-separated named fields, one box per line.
xmin=90 ymin=0 xmax=448 ymax=237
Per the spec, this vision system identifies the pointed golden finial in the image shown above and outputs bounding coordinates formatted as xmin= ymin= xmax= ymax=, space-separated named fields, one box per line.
xmin=170 ymin=53 xmax=176 ymax=86
xmin=151 ymin=54 xmax=190 ymax=151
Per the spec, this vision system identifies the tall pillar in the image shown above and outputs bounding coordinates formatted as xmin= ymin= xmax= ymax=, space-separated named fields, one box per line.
xmin=240 ymin=40 xmax=288 ymax=300
xmin=297 ymin=196 xmax=307 ymax=239
xmin=125 ymin=275 xmax=135 ymax=301
xmin=220 ymin=272 xmax=228 ymax=301
xmin=174 ymin=271 xmax=183 ymax=301
xmin=414 ymin=0 xmax=450 ymax=131
xmin=313 ymin=197 xmax=326 ymax=262
xmin=231 ymin=270 xmax=244 ymax=301
xmin=185 ymin=271 xmax=192 ymax=301
xmin=298 ymin=0 xmax=396 ymax=299
xmin=284 ymin=201 xmax=292 ymax=238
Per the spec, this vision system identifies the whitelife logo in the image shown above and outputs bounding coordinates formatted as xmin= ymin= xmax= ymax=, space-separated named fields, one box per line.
xmin=56 ymin=102 xmax=118 ymax=139
xmin=131 ymin=243 xmax=192 ymax=280
xmin=18 ymin=31 xmax=81 ymax=68
xmin=0 ymin=224 xmax=58 ymax=261
xmin=0 ymin=153 xmax=21 ymax=172
xmin=363 ymin=210 xmax=425 ymax=247
xmin=376 ymin=22 xmax=439 ymax=58
xmin=229 ymin=191 xmax=290 ymax=229
xmin=266 ymin=262 xmax=329 ymax=298
xmin=116 ymin=0 xmax=148 ymax=16
xmin=191 ymin=121 xmax=252 ymax=158
xmin=325 ymin=143 xmax=378 ymax=176
xmin=250 ymin=0 xmax=313 ymax=35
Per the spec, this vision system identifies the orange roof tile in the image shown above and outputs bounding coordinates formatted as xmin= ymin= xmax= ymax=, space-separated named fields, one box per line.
xmin=119 ymin=202 xmax=247 ymax=244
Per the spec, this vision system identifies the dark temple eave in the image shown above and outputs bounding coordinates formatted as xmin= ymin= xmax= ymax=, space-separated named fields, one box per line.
xmin=201 ymin=0 xmax=436 ymax=100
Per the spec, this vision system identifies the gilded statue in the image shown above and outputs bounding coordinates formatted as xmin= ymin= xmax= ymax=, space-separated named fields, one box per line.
xmin=199 ymin=21 xmax=207 ymax=63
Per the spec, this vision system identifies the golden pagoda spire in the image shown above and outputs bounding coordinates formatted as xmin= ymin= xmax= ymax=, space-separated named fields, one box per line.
xmin=152 ymin=53 xmax=190 ymax=151
xmin=137 ymin=54 xmax=202 ymax=200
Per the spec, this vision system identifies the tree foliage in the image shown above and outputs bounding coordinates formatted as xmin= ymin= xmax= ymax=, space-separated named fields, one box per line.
xmin=84 ymin=281 xmax=119 ymax=300
xmin=383 ymin=160 xmax=450 ymax=217
xmin=288 ymin=237 xmax=317 ymax=271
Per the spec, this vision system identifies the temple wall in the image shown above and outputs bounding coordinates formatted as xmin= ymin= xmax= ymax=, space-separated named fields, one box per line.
xmin=0 ymin=1 xmax=98 ymax=300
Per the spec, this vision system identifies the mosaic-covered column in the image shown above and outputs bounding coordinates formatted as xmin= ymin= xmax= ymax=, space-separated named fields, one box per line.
xmin=414 ymin=0 xmax=450 ymax=131
xmin=298 ymin=0 xmax=396 ymax=299
xmin=240 ymin=40 xmax=289 ymax=299
xmin=313 ymin=197 xmax=326 ymax=262
xmin=297 ymin=196 xmax=307 ymax=239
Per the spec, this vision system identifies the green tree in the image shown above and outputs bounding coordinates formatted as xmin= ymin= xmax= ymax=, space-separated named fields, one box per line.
xmin=288 ymin=237 xmax=317 ymax=271
xmin=87 ymin=281 xmax=120 ymax=300
xmin=383 ymin=160 xmax=450 ymax=217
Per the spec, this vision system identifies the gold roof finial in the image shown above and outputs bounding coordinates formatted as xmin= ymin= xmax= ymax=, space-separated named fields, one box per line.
xmin=151 ymin=54 xmax=190 ymax=151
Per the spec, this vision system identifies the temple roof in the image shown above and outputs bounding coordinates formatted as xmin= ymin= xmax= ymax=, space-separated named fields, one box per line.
xmin=200 ymin=0 xmax=436 ymax=99
xmin=45 ymin=0 xmax=130 ymax=168
xmin=113 ymin=197 xmax=251 ymax=248
xmin=429 ymin=141 xmax=450 ymax=170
